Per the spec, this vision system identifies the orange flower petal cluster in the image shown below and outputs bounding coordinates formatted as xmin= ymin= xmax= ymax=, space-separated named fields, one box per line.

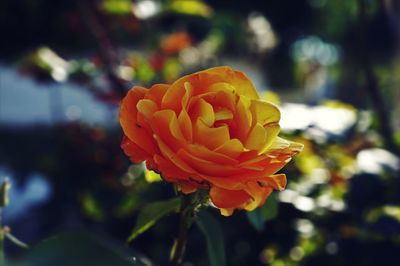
xmin=160 ymin=32 xmax=192 ymax=55
xmin=120 ymin=66 xmax=303 ymax=215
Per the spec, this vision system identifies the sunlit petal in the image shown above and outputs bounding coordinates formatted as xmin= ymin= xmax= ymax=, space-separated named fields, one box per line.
xmin=250 ymin=99 xmax=280 ymax=126
xmin=189 ymin=98 xmax=215 ymax=127
xmin=245 ymin=123 xmax=267 ymax=151
xmin=137 ymin=99 xmax=158 ymax=121
xmin=214 ymin=138 xmax=245 ymax=159
xmin=193 ymin=119 xmax=230 ymax=150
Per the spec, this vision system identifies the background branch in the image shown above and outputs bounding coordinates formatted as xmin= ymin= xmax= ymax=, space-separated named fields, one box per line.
xmin=76 ymin=0 xmax=126 ymax=98
xmin=357 ymin=0 xmax=399 ymax=155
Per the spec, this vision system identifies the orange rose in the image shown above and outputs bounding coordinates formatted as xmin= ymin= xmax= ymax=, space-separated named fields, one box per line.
xmin=120 ymin=66 xmax=303 ymax=215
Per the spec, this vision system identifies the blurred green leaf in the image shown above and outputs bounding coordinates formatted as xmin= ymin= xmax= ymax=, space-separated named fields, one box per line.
xmin=246 ymin=195 xmax=278 ymax=231
xmin=128 ymin=198 xmax=181 ymax=242
xmin=135 ymin=59 xmax=155 ymax=83
xmin=81 ymin=192 xmax=105 ymax=221
xmin=101 ymin=0 xmax=132 ymax=15
xmin=395 ymin=131 xmax=400 ymax=147
xmin=113 ymin=195 xmax=141 ymax=218
xmin=162 ymin=58 xmax=182 ymax=82
xmin=196 ymin=211 xmax=226 ymax=266
xmin=168 ymin=0 xmax=212 ymax=17
xmin=19 ymin=230 xmax=145 ymax=266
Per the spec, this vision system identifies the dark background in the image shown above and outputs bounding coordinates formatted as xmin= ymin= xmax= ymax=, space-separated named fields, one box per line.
xmin=0 ymin=0 xmax=400 ymax=265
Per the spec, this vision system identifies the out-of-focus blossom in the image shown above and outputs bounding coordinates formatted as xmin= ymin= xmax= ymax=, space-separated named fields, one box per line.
xmin=160 ymin=32 xmax=192 ymax=55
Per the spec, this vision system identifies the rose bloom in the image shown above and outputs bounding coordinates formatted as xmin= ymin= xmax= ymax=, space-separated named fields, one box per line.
xmin=120 ymin=66 xmax=303 ymax=215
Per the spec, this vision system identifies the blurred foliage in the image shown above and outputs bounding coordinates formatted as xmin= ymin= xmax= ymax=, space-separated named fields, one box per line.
xmin=1 ymin=0 xmax=400 ymax=265
xmin=11 ymin=230 xmax=148 ymax=266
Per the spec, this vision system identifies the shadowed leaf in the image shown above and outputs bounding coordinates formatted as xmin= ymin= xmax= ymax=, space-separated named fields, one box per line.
xmin=246 ymin=194 xmax=278 ymax=231
xmin=196 ymin=210 xmax=226 ymax=266
xmin=128 ymin=198 xmax=181 ymax=242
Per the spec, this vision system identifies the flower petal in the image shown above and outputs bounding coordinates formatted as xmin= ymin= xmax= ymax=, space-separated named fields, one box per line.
xmin=121 ymin=136 xmax=150 ymax=163
xmin=161 ymin=80 xmax=193 ymax=113
xmin=152 ymin=110 xmax=186 ymax=146
xmin=214 ymin=138 xmax=245 ymax=159
xmin=161 ymin=84 xmax=185 ymax=113
xmin=137 ymin=99 xmax=158 ymax=121
xmin=120 ymin=87 xmax=158 ymax=154
xmin=195 ymin=157 xmax=288 ymax=191
xmin=193 ymin=119 xmax=230 ymax=150
xmin=215 ymin=108 xmax=233 ymax=121
xmin=267 ymin=137 xmax=304 ymax=157
xmin=199 ymin=67 xmax=259 ymax=99
xmin=257 ymin=174 xmax=287 ymax=191
xmin=243 ymin=182 xmax=273 ymax=211
xmin=233 ymin=96 xmax=252 ymax=141
xmin=259 ymin=123 xmax=281 ymax=154
xmin=200 ymin=175 xmax=246 ymax=190
xmin=190 ymin=98 xmax=215 ymax=127
xmin=245 ymin=123 xmax=267 ymax=151
xmin=178 ymin=109 xmax=193 ymax=141
xmin=220 ymin=208 xmax=234 ymax=216
xmin=210 ymin=186 xmax=251 ymax=209
xmin=237 ymin=156 xmax=288 ymax=178
xmin=250 ymin=99 xmax=280 ymax=126
xmin=182 ymin=81 xmax=193 ymax=109
xmin=177 ymin=149 xmax=242 ymax=176
xmin=186 ymin=144 xmax=238 ymax=165
xmin=165 ymin=66 xmax=259 ymax=100
xmin=152 ymin=154 xmax=190 ymax=182
xmin=207 ymin=82 xmax=236 ymax=94
xmin=145 ymin=84 xmax=169 ymax=106
xmin=153 ymin=134 xmax=195 ymax=174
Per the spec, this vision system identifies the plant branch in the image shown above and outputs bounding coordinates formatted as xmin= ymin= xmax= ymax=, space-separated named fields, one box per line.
xmin=169 ymin=190 xmax=209 ymax=266
xmin=357 ymin=0 xmax=399 ymax=155
xmin=169 ymin=194 xmax=193 ymax=266
xmin=76 ymin=0 xmax=126 ymax=98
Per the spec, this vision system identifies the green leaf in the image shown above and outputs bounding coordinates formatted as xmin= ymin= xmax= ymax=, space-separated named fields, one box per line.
xmin=128 ymin=198 xmax=181 ymax=242
xmin=196 ymin=211 xmax=226 ymax=266
xmin=246 ymin=194 xmax=278 ymax=231
xmin=20 ymin=230 xmax=146 ymax=266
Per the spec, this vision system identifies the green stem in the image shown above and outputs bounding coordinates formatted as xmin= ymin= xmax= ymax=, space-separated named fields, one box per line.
xmin=169 ymin=190 xmax=209 ymax=266
xmin=169 ymin=194 xmax=193 ymax=266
